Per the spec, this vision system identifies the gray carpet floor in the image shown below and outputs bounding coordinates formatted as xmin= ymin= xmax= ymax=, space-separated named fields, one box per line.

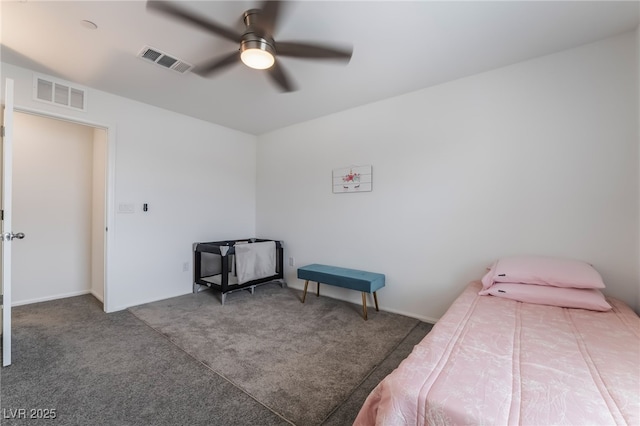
xmin=1 ymin=283 xmax=432 ymax=425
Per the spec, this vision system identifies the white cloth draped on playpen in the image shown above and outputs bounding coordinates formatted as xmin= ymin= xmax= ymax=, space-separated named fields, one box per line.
xmin=234 ymin=241 xmax=276 ymax=284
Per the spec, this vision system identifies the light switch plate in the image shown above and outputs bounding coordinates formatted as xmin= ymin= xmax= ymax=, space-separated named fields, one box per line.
xmin=118 ymin=203 xmax=134 ymax=214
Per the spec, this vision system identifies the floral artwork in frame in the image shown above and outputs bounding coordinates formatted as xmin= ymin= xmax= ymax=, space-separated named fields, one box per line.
xmin=332 ymin=165 xmax=372 ymax=193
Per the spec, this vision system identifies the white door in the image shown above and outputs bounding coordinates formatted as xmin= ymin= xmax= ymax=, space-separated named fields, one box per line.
xmin=2 ymin=78 xmax=23 ymax=367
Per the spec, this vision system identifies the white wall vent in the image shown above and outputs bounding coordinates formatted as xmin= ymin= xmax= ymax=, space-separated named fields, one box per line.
xmin=138 ymin=46 xmax=192 ymax=74
xmin=33 ymin=74 xmax=87 ymax=111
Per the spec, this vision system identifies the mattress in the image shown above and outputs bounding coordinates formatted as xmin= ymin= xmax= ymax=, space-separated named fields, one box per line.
xmin=354 ymin=281 xmax=640 ymax=425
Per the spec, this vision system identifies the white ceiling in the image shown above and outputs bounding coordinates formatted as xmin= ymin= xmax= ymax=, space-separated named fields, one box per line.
xmin=2 ymin=1 xmax=639 ymax=135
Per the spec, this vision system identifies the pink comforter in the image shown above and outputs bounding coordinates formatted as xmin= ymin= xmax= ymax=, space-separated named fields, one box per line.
xmin=354 ymin=281 xmax=640 ymax=425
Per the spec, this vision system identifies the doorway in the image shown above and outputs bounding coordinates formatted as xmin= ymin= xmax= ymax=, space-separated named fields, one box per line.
xmin=10 ymin=111 xmax=107 ymax=308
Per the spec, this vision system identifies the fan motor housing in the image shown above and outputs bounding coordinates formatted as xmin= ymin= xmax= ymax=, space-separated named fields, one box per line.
xmin=242 ymin=9 xmax=262 ymax=29
xmin=242 ymin=9 xmax=276 ymax=53
xmin=241 ymin=36 xmax=275 ymax=54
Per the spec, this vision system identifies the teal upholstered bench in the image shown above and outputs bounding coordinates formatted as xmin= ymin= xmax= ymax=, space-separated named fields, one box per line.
xmin=297 ymin=264 xmax=385 ymax=320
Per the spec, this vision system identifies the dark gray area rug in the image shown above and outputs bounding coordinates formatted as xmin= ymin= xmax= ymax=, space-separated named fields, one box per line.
xmin=128 ymin=283 xmax=421 ymax=425
xmin=0 ymin=295 xmax=289 ymax=426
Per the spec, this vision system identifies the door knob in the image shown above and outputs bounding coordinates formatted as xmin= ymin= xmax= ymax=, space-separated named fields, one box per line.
xmin=1 ymin=232 xmax=25 ymax=241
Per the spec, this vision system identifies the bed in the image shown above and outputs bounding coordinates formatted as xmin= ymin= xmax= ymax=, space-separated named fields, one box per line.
xmin=193 ymin=238 xmax=285 ymax=304
xmin=354 ymin=256 xmax=640 ymax=426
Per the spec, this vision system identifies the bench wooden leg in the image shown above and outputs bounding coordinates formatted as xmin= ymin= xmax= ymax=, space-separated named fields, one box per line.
xmin=302 ymin=281 xmax=321 ymax=303
xmin=373 ymin=291 xmax=380 ymax=311
xmin=362 ymin=292 xmax=368 ymax=320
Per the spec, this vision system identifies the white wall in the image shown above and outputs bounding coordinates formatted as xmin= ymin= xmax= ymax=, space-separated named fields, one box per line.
xmin=637 ymin=25 xmax=640 ymax=314
xmin=2 ymin=31 xmax=637 ymax=318
xmin=13 ymin=112 xmax=94 ymax=304
xmin=92 ymin=127 xmax=107 ymax=302
xmin=1 ymin=62 xmax=258 ymax=311
xmin=257 ymin=31 xmax=640 ymax=321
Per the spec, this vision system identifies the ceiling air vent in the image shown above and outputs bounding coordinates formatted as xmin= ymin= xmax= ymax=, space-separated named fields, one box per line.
xmin=138 ymin=46 xmax=192 ymax=74
xmin=33 ymin=74 xmax=87 ymax=111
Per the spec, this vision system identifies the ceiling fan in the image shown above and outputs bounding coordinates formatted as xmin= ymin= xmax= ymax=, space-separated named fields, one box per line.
xmin=146 ymin=1 xmax=353 ymax=92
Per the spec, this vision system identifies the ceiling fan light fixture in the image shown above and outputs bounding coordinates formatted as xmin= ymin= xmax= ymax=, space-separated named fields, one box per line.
xmin=240 ymin=38 xmax=275 ymax=70
xmin=147 ymin=1 xmax=353 ymax=91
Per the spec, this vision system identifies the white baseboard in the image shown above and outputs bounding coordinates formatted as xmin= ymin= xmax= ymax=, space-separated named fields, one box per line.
xmin=287 ymin=282 xmax=440 ymax=324
xmin=380 ymin=306 xmax=439 ymax=324
xmin=90 ymin=289 xmax=104 ymax=303
xmin=106 ymin=288 xmax=194 ymax=313
xmin=12 ymin=290 xmax=92 ymax=307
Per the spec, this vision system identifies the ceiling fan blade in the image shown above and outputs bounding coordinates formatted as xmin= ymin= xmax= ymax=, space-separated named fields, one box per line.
xmin=147 ymin=1 xmax=241 ymax=43
xmin=193 ymin=51 xmax=240 ymax=77
xmin=268 ymin=61 xmax=296 ymax=92
xmin=256 ymin=0 xmax=283 ymax=36
xmin=276 ymin=41 xmax=352 ymax=61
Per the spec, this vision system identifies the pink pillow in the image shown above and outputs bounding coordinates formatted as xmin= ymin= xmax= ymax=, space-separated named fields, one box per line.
xmin=481 ymin=256 xmax=605 ymax=290
xmin=479 ymin=282 xmax=611 ymax=311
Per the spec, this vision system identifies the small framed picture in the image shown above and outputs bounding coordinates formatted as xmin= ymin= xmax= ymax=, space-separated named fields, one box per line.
xmin=332 ymin=165 xmax=372 ymax=193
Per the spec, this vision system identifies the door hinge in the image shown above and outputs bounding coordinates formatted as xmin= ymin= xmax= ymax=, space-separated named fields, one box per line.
xmin=1 ymin=210 xmax=3 ymax=221
xmin=1 ymin=125 xmax=4 ymax=138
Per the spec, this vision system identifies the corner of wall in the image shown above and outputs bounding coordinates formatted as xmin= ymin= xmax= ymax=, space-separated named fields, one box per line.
xmin=636 ymin=24 xmax=640 ymax=314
